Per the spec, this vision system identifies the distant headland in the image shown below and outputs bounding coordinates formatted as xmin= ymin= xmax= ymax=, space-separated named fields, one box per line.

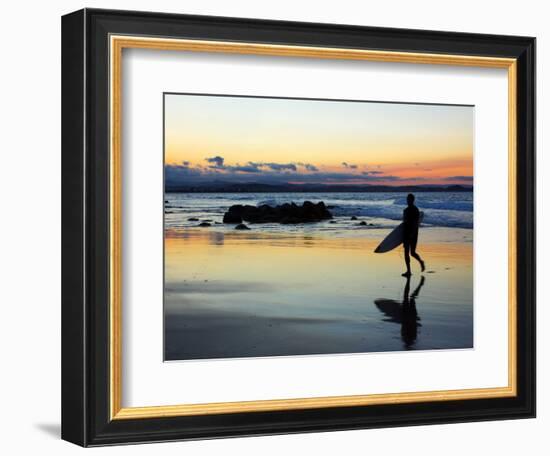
xmin=165 ymin=182 xmax=473 ymax=193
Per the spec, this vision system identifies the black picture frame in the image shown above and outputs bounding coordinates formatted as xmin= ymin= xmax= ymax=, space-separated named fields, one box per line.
xmin=62 ymin=8 xmax=535 ymax=447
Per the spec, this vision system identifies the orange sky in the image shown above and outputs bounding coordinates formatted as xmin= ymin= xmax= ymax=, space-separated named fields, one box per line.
xmin=164 ymin=94 xmax=473 ymax=187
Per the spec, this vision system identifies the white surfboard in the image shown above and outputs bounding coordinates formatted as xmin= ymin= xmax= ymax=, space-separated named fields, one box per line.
xmin=374 ymin=212 xmax=423 ymax=253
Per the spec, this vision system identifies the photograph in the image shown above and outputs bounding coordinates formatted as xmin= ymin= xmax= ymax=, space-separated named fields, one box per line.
xmin=58 ymin=6 xmax=536 ymax=446
xmin=163 ymin=93 xmax=474 ymax=360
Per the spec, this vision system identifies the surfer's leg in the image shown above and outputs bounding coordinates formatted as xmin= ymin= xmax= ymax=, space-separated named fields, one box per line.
xmin=410 ymin=237 xmax=425 ymax=272
xmin=402 ymin=241 xmax=412 ymax=277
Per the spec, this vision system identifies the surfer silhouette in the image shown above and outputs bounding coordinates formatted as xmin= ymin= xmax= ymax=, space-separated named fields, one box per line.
xmin=402 ymin=193 xmax=425 ymax=277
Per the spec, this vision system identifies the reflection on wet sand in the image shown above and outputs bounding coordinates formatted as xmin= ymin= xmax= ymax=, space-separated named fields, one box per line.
xmin=375 ymin=276 xmax=425 ymax=349
xmin=164 ymin=228 xmax=473 ymax=360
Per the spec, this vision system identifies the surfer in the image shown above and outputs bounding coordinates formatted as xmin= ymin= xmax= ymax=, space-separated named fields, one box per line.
xmin=402 ymin=193 xmax=425 ymax=277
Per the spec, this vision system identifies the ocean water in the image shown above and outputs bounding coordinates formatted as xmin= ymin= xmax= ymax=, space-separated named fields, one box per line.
xmin=164 ymin=191 xmax=473 ymax=233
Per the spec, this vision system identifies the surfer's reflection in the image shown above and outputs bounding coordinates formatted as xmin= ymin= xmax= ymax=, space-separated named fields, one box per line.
xmin=374 ymin=276 xmax=425 ymax=349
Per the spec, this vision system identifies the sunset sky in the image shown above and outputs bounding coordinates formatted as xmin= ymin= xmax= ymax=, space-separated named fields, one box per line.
xmin=164 ymin=93 xmax=473 ymax=187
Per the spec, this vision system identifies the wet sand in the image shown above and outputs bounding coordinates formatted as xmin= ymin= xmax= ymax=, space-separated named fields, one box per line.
xmin=164 ymin=227 xmax=473 ymax=361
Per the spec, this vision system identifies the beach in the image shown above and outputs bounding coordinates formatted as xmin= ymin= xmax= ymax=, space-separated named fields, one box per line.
xmin=164 ymin=192 xmax=473 ymax=361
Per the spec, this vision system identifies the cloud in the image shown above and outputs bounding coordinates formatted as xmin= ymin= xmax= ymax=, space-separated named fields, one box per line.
xmin=165 ymin=162 xmax=407 ymax=187
xmin=295 ymin=172 xmax=402 ymax=183
xmin=231 ymin=165 xmax=262 ymax=173
xmin=295 ymin=162 xmax=318 ymax=172
xmin=205 ymin=156 xmax=224 ymax=168
xmin=342 ymin=162 xmax=358 ymax=169
xmin=165 ymin=164 xmax=204 ymax=185
xmin=287 ymin=162 xmax=319 ymax=172
xmin=207 ymin=159 xmax=300 ymax=173
xmin=166 ymin=157 xmax=438 ymax=187
xmin=304 ymin=163 xmax=318 ymax=172
xmin=202 ymin=157 xmax=265 ymax=173
xmin=202 ymin=159 xmax=319 ymax=174
xmin=262 ymin=162 xmax=297 ymax=172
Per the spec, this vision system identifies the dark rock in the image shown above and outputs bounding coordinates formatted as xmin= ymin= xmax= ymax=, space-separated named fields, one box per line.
xmin=358 ymin=221 xmax=367 ymax=226
xmin=235 ymin=223 xmax=250 ymax=230
xmin=223 ymin=211 xmax=242 ymax=223
xmin=198 ymin=222 xmax=211 ymax=227
xmin=188 ymin=217 xmax=199 ymax=221
xmin=350 ymin=216 xmax=358 ymax=220
xmin=329 ymin=220 xmax=337 ymax=224
xmin=223 ymin=201 xmax=332 ymax=224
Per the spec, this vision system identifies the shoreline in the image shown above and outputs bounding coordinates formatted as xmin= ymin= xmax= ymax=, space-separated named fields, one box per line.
xmin=165 ymin=225 xmax=473 ymax=245
xmin=164 ymin=192 xmax=474 ymax=231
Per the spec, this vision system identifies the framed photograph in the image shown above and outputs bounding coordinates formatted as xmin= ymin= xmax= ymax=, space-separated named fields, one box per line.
xmin=61 ymin=8 xmax=535 ymax=446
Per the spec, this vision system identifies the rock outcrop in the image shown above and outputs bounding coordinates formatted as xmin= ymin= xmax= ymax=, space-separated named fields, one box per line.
xmin=223 ymin=201 xmax=332 ymax=224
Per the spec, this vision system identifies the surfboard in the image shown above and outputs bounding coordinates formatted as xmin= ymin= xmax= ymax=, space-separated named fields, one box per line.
xmin=374 ymin=211 xmax=423 ymax=253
